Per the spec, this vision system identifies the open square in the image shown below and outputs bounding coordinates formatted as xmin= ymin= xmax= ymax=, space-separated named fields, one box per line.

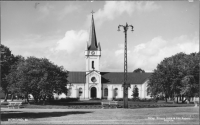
xmin=1 ymin=107 xmax=199 ymax=124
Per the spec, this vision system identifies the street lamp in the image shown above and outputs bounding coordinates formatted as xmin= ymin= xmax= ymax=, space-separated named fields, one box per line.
xmin=118 ymin=22 xmax=134 ymax=108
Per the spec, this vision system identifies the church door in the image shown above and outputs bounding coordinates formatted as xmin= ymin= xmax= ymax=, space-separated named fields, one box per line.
xmin=91 ymin=87 xmax=97 ymax=98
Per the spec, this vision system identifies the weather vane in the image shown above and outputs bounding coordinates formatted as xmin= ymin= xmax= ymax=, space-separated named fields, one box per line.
xmin=91 ymin=10 xmax=95 ymax=15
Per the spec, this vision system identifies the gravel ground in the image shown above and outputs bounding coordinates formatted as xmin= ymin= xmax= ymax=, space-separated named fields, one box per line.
xmin=1 ymin=107 xmax=199 ymax=124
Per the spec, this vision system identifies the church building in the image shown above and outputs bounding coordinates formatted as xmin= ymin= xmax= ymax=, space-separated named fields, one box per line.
xmin=55 ymin=14 xmax=152 ymax=100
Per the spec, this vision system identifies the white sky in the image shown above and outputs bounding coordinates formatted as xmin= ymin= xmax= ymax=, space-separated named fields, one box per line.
xmin=1 ymin=1 xmax=199 ymax=72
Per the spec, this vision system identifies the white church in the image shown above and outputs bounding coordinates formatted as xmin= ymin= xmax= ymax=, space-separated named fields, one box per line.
xmin=55 ymin=14 xmax=152 ymax=100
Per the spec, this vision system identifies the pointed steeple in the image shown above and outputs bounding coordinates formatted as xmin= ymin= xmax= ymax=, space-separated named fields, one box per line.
xmin=88 ymin=11 xmax=98 ymax=50
xmin=85 ymin=42 xmax=89 ymax=50
xmin=97 ymin=42 xmax=101 ymax=51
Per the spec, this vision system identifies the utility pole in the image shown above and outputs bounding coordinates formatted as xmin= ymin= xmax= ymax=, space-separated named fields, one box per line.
xmin=118 ymin=23 xmax=134 ymax=108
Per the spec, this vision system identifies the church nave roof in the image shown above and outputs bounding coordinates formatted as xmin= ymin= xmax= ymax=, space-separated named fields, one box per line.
xmin=68 ymin=71 xmax=152 ymax=84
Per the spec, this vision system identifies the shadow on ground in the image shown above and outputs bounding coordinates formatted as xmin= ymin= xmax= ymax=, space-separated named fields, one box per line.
xmin=1 ymin=111 xmax=92 ymax=121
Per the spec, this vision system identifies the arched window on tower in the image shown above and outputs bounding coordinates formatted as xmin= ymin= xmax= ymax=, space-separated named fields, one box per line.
xmin=104 ymin=88 xmax=108 ymax=97
xmin=92 ymin=61 xmax=94 ymax=69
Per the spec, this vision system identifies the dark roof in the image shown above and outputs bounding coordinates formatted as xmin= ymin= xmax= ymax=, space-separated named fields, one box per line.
xmin=88 ymin=15 xmax=98 ymax=50
xmin=68 ymin=72 xmax=86 ymax=83
xmin=68 ymin=71 xmax=152 ymax=84
xmin=101 ymin=72 xmax=152 ymax=84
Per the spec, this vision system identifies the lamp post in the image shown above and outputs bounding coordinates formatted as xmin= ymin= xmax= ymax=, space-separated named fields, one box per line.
xmin=118 ymin=23 xmax=134 ymax=108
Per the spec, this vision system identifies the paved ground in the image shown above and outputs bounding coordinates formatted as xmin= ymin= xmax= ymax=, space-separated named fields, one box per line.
xmin=1 ymin=107 xmax=199 ymax=124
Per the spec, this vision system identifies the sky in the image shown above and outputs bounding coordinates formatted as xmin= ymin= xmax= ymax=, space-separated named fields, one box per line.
xmin=1 ymin=1 xmax=199 ymax=72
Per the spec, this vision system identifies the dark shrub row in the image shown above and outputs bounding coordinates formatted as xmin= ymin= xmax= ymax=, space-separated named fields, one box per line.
xmin=114 ymin=98 xmax=157 ymax=102
xmin=89 ymin=98 xmax=101 ymax=100
xmin=50 ymin=97 xmax=80 ymax=103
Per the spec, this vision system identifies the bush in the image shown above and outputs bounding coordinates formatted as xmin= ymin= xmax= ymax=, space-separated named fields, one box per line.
xmin=158 ymin=95 xmax=165 ymax=100
xmin=62 ymin=98 xmax=79 ymax=101
xmin=131 ymin=98 xmax=140 ymax=101
xmin=60 ymin=98 xmax=79 ymax=102
xmin=89 ymin=98 xmax=101 ymax=100
xmin=146 ymin=98 xmax=157 ymax=102
xmin=109 ymin=98 xmax=157 ymax=102
xmin=130 ymin=98 xmax=157 ymax=102
xmin=114 ymin=98 xmax=123 ymax=101
xmin=102 ymin=97 xmax=107 ymax=100
xmin=1 ymin=102 xmax=8 ymax=105
xmin=49 ymin=97 xmax=79 ymax=103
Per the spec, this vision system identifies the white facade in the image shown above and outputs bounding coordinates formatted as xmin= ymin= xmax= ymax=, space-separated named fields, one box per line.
xmin=56 ymin=80 xmax=151 ymax=100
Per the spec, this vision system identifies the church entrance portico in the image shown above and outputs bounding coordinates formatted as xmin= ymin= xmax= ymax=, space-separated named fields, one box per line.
xmin=90 ymin=87 xmax=97 ymax=98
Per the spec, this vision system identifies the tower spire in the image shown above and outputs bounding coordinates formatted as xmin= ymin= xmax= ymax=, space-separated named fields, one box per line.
xmin=88 ymin=10 xmax=98 ymax=50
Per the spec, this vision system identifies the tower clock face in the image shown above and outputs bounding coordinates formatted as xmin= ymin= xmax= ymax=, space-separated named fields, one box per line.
xmin=91 ymin=51 xmax=95 ymax=55
xmin=91 ymin=77 xmax=97 ymax=83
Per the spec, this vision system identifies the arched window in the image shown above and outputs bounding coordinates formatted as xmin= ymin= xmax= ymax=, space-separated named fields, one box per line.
xmin=114 ymin=88 xmax=118 ymax=97
xmin=104 ymin=88 xmax=108 ymax=96
xmin=79 ymin=88 xmax=83 ymax=96
xmin=92 ymin=61 xmax=94 ymax=69
xmin=132 ymin=85 xmax=139 ymax=98
xmin=67 ymin=88 xmax=72 ymax=96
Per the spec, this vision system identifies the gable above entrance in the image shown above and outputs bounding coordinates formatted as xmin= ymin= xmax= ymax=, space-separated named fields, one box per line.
xmin=86 ymin=70 xmax=100 ymax=76
xmin=87 ymin=70 xmax=101 ymax=84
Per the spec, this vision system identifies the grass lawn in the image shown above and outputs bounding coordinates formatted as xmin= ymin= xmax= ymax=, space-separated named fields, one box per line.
xmin=1 ymin=107 xmax=199 ymax=124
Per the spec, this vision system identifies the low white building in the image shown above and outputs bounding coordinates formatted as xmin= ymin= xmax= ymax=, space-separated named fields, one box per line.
xmin=55 ymin=13 xmax=152 ymax=100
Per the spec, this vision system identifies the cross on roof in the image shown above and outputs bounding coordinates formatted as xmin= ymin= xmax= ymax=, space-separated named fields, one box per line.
xmin=91 ymin=10 xmax=95 ymax=15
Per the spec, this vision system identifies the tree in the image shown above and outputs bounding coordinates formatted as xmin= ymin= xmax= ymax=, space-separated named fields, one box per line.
xmin=178 ymin=52 xmax=199 ymax=102
xmin=147 ymin=68 xmax=169 ymax=101
xmin=37 ymin=58 xmax=68 ymax=104
xmin=167 ymin=53 xmax=186 ymax=103
xmin=6 ymin=55 xmax=25 ymax=101
xmin=148 ymin=53 xmax=187 ymax=102
xmin=12 ymin=56 xmax=68 ymax=104
xmin=181 ymin=75 xmax=197 ymax=103
xmin=148 ymin=52 xmax=199 ymax=103
xmin=133 ymin=68 xmax=145 ymax=73
xmin=132 ymin=85 xmax=139 ymax=98
xmin=0 ymin=45 xmax=69 ymax=103
xmin=0 ymin=44 xmax=16 ymax=102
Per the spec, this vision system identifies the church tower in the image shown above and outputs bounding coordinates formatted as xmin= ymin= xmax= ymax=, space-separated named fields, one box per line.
xmin=85 ymin=12 xmax=102 ymax=99
xmin=85 ymin=13 xmax=101 ymax=72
